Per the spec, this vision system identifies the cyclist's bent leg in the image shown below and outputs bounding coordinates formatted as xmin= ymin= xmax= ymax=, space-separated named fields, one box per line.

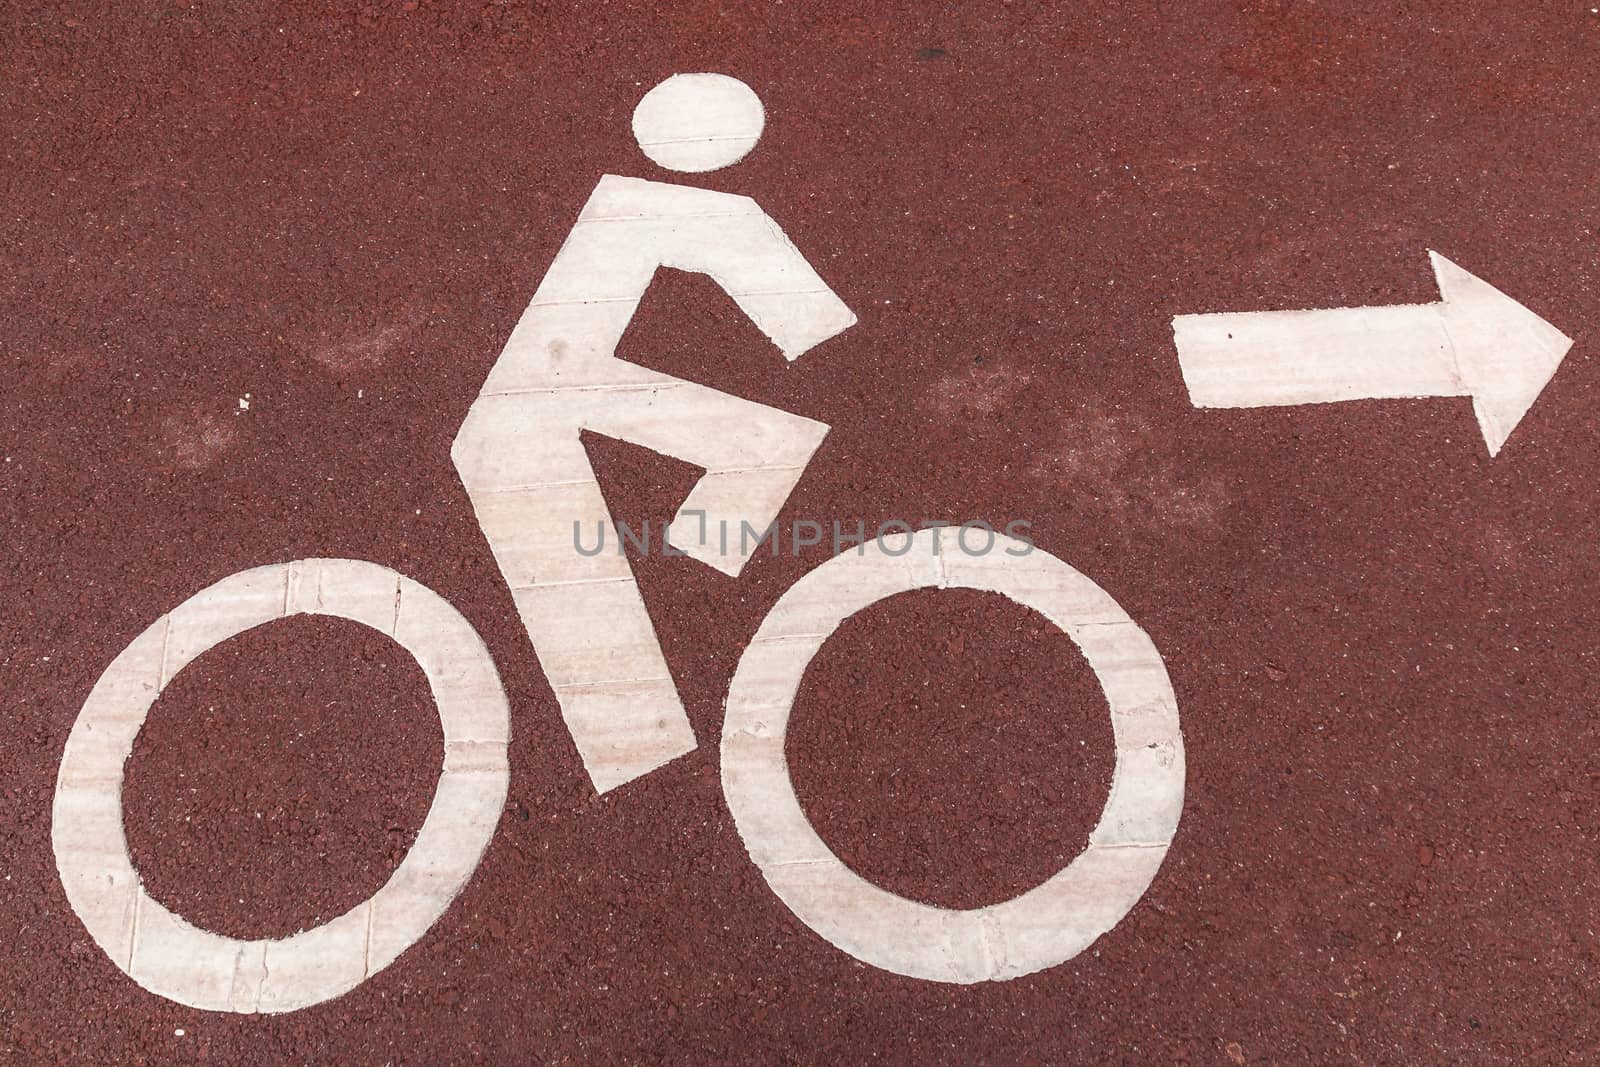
xmin=581 ymin=371 xmax=829 ymax=577
xmin=453 ymin=396 xmax=694 ymax=794
xmin=452 ymin=364 xmax=826 ymax=792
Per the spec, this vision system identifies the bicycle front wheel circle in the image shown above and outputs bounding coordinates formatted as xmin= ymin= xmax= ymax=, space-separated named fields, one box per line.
xmin=720 ymin=526 xmax=1183 ymax=984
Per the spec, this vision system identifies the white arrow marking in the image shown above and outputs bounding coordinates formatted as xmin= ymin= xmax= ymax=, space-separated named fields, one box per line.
xmin=1173 ymin=251 xmax=1573 ymax=456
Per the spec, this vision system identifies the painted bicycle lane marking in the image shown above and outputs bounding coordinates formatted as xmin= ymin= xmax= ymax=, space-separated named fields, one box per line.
xmin=52 ymin=71 xmax=1214 ymax=1011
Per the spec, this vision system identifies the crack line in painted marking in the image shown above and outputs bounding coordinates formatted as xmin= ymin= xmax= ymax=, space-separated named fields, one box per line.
xmin=636 ymin=134 xmax=763 ymax=146
xmin=768 ymin=857 xmax=834 ymax=868
xmin=509 ymin=577 xmax=632 ymax=592
xmin=126 ymin=885 xmax=141 ymax=972
xmin=156 ymin=613 xmax=172 ymax=692
xmin=362 ymin=898 xmax=375 ymax=979
xmin=552 ymin=675 xmax=675 ymax=690
xmin=528 ymin=296 xmax=639 ymax=308
xmin=578 ymin=211 xmax=751 ymax=221
xmin=468 ymin=479 xmax=592 ymax=493
xmin=256 ymin=948 xmax=269 ymax=1013
xmin=479 ymin=382 xmax=693 ymax=398
xmin=979 ymin=912 xmax=999 ymax=980
xmin=1432 ymin=302 xmax=1469 ymax=394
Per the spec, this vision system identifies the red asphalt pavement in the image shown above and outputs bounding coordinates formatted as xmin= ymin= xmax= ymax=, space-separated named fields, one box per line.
xmin=4 ymin=2 xmax=1600 ymax=1062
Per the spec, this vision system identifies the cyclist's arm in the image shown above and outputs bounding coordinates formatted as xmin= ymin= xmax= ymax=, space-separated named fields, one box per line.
xmin=580 ymin=175 xmax=857 ymax=360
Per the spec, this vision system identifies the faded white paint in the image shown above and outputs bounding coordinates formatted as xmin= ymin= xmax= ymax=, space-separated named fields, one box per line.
xmin=52 ymin=560 xmax=510 ymax=1014
xmin=1173 ymin=251 xmax=1573 ymax=457
xmin=720 ymin=528 xmax=1184 ymax=984
xmin=632 ymin=73 xmax=765 ymax=173
xmin=453 ymin=171 xmax=854 ymax=794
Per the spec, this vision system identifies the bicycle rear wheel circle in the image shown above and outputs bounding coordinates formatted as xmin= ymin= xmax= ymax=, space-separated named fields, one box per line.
xmin=52 ymin=559 xmax=510 ymax=1013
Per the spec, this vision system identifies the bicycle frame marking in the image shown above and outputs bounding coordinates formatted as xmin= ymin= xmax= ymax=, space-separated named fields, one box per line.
xmin=723 ymin=528 xmax=1183 ymax=984
xmin=52 ymin=560 xmax=509 ymax=1014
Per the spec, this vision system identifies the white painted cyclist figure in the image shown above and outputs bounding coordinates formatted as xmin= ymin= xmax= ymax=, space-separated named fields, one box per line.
xmin=450 ymin=73 xmax=857 ymax=793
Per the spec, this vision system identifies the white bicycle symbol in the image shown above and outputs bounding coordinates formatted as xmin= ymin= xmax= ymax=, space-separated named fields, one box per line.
xmin=52 ymin=74 xmax=1185 ymax=1013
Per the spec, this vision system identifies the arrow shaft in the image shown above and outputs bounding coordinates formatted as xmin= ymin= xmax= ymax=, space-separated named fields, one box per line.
xmin=1174 ymin=302 xmax=1466 ymax=409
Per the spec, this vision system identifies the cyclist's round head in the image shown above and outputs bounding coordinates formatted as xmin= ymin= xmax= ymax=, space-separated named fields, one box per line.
xmin=632 ymin=73 xmax=765 ymax=173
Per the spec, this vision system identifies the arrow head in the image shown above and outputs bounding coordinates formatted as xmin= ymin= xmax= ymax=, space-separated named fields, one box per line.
xmin=1429 ymin=251 xmax=1573 ymax=457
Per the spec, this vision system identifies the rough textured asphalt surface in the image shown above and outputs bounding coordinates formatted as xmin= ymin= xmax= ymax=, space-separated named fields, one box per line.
xmin=4 ymin=2 xmax=1599 ymax=1062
